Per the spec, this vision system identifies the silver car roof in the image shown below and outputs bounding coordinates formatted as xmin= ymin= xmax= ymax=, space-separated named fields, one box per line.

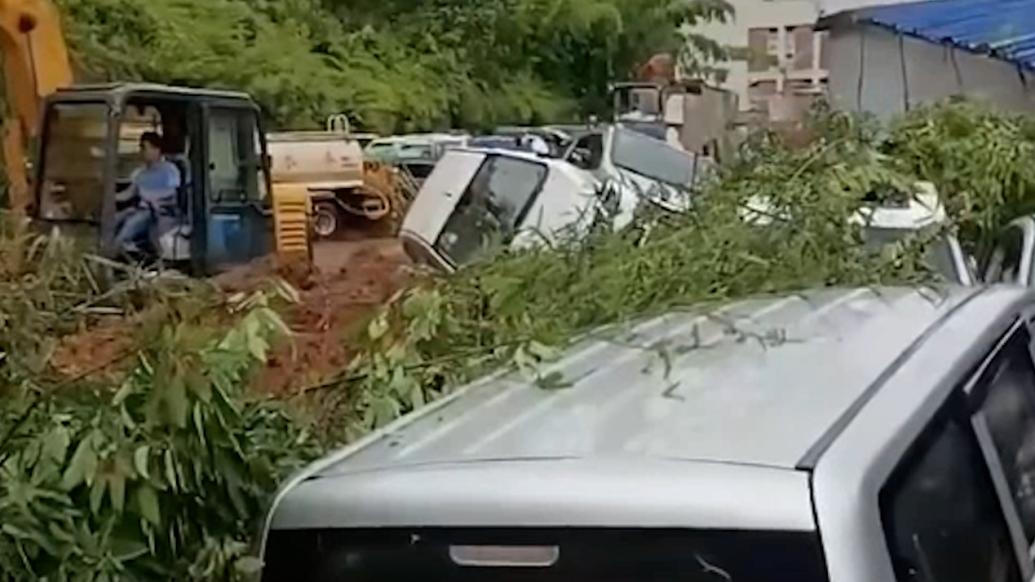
xmin=267 ymin=286 xmax=994 ymax=533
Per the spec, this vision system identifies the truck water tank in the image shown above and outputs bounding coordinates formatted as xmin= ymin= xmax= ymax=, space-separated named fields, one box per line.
xmin=266 ymin=132 xmax=364 ymax=191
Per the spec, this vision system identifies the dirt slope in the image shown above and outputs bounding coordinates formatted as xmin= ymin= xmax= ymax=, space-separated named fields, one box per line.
xmin=51 ymin=239 xmax=412 ymax=393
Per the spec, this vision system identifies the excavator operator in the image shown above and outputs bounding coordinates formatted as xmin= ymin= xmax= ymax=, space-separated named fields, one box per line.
xmin=113 ymin=131 xmax=181 ymax=254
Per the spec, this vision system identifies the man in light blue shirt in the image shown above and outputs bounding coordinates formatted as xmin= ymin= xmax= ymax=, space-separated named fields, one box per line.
xmin=114 ymin=131 xmax=182 ymax=253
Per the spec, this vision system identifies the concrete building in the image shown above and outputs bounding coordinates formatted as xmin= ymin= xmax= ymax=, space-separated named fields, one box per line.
xmin=692 ymin=0 xmax=827 ymax=119
xmin=821 ymin=0 xmax=1035 ymax=119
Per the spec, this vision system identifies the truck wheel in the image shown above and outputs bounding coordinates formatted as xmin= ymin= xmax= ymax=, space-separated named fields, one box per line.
xmin=313 ymin=201 xmax=341 ymax=238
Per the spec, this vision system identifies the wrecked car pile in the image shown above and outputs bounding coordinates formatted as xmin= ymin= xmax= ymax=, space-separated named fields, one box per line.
xmin=400 ymin=122 xmax=713 ymax=271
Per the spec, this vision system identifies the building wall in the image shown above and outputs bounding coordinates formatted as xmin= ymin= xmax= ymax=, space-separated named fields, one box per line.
xmin=826 ymin=23 xmax=1035 ymax=118
xmin=691 ymin=0 xmax=826 ymax=114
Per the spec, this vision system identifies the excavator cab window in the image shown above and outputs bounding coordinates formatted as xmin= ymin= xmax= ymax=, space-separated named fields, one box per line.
xmin=115 ymin=104 xmax=163 ymax=190
xmin=37 ymin=102 xmax=109 ymax=222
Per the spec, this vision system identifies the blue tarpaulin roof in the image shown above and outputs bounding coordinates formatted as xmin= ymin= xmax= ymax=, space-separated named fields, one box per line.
xmin=853 ymin=0 xmax=1035 ymax=70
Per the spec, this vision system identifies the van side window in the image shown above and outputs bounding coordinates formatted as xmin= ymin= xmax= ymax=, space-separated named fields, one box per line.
xmin=879 ymin=414 xmax=1020 ymax=582
xmin=975 ymin=330 xmax=1035 ymax=546
xmin=567 ymin=134 xmax=603 ymax=170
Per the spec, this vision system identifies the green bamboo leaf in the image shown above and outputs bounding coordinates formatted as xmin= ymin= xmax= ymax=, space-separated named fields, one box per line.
xmin=133 ymin=446 xmax=150 ymax=480
xmin=42 ymin=427 xmax=70 ymax=463
xmin=193 ymin=405 xmax=207 ymax=448
xmin=368 ymin=313 xmax=390 ymax=340
xmin=61 ymin=438 xmax=96 ymax=491
xmin=89 ymin=478 xmax=106 ymax=515
xmin=109 ymin=471 xmax=126 ymax=514
xmin=164 ymin=450 xmax=178 ymax=491
xmin=165 ymin=378 xmax=190 ymax=428
xmin=235 ymin=556 xmax=264 ymax=575
xmin=136 ymin=485 xmax=161 ymax=527
xmin=247 ymin=332 xmax=270 ymax=362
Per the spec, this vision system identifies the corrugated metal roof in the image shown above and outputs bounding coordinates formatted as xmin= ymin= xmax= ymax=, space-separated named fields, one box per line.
xmin=853 ymin=0 xmax=1035 ymax=70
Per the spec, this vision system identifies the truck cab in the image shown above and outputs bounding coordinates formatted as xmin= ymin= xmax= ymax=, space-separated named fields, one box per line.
xmin=31 ymin=83 xmax=278 ymax=275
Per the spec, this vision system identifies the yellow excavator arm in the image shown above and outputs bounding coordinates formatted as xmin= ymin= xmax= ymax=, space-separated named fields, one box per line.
xmin=0 ymin=0 xmax=73 ymax=211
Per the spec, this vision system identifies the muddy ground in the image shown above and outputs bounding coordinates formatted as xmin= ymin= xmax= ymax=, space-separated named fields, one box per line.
xmin=51 ymin=238 xmax=413 ymax=393
xmin=259 ymin=238 xmax=411 ymax=394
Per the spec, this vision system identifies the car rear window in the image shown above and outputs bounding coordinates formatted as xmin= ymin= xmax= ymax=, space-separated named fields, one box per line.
xmin=261 ymin=527 xmax=829 ymax=582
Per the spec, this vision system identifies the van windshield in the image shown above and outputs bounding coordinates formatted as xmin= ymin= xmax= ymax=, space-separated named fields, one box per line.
xmin=261 ymin=528 xmax=829 ymax=582
xmin=612 ymin=127 xmax=696 ymax=188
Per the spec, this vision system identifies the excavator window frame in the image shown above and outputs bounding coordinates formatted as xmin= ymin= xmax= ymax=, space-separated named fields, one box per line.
xmin=33 ymin=98 xmax=113 ymax=225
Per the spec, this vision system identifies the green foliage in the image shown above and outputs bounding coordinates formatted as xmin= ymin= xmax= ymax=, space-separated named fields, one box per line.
xmin=0 ymin=225 xmax=318 ymax=580
xmin=56 ymin=0 xmax=732 ymax=131
xmin=326 ymin=101 xmax=1035 ymax=441
xmin=887 ymin=100 xmax=1035 ymax=257
xmin=323 ymin=108 xmax=937 ymax=440
xmin=0 ymin=290 xmax=317 ymax=580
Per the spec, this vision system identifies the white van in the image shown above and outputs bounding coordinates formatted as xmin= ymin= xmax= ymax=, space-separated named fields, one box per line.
xmin=563 ymin=124 xmax=714 ymax=213
xmin=399 ymin=147 xmax=618 ymax=271
xmin=399 ymin=127 xmax=709 ymax=271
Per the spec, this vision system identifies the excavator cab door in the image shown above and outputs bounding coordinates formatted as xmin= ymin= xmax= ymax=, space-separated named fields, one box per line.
xmin=32 ymin=100 xmax=117 ymax=250
xmin=198 ymin=104 xmax=273 ymax=272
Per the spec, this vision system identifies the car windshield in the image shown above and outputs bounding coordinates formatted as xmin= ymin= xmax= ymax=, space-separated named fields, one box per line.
xmin=261 ymin=528 xmax=829 ymax=582
xmin=435 ymin=155 xmax=547 ymax=267
xmin=611 ymin=127 xmax=696 ymax=188
xmin=38 ymin=102 xmax=110 ymax=222
xmin=398 ymin=143 xmax=435 ymax=159
xmin=863 ymin=227 xmax=961 ymax=283
xmin=365 ymin=141 xmax=398 ymax=160
xmin=470 ymin=136 xmax=521 ymax=150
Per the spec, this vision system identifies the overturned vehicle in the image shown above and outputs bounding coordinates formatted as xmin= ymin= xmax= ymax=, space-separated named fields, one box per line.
xmin=399 ymin=125 xmax=711 ymax=271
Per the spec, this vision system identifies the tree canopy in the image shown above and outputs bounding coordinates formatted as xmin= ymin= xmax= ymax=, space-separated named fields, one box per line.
xmin=56 ymin=0 xmax=732 ymax=132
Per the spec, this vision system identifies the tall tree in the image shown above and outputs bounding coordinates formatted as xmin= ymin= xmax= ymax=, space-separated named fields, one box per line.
xmin=58 ymin=0 xmax=732 ymax=130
